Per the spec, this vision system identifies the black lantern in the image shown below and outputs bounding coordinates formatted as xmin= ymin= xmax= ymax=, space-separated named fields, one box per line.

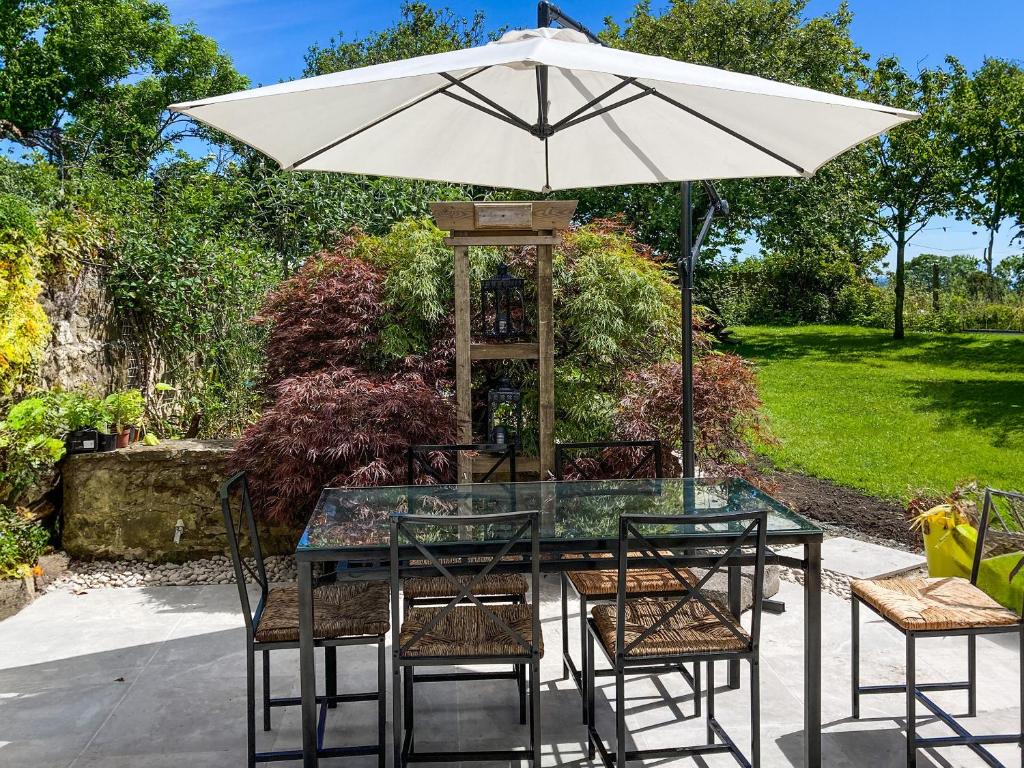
xmin=486 ymin=379 xmax=522 ymax=447
xmin=480 ymin=264 xmax=526 ymax=339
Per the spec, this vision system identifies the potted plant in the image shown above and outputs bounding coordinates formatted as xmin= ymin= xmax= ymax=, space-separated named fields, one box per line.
xmin=102 ymin=390 xmax=145 ymax=449
xmin=61 ymin=392 xmax=108 ymax=454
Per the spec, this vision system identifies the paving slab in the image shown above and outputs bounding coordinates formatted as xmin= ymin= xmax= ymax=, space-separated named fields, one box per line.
xmin=0 ymin=574 xmax=1018 ymax=767
xmin=781 ymin=535 xmax=925 ymax=579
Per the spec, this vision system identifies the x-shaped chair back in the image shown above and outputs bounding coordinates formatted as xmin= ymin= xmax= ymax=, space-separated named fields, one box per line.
xmin=219 ymin=471 xmax=270 ymax=638
xmin=407 ymin=443 xmax=517 ymax=485
xmin=616 ymin=510 xmax=769 ymax=658
xmin=972 ymin=488 xmax=1024 ymax=612
xmin=390 ymin=510 xmax=540 ymax=659
xmin=554 ymin=440 xmax=663 ymax=481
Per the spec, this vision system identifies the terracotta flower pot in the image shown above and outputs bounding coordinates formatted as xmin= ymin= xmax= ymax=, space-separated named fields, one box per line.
xmin=115 ymin=429 xmax=132 ymax=449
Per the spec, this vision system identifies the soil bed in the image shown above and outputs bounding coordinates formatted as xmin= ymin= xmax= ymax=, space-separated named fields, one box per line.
xmin=770 ymin=470 xmax=920 ymax=552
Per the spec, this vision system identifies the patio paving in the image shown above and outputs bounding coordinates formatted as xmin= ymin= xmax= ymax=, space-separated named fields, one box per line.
xmin=0 ymin=574 xmax=1018 ymax=767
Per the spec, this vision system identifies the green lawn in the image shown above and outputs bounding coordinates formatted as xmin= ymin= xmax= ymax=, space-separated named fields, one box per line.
xmin=733 ymin=325 xmax=1024 ymax=501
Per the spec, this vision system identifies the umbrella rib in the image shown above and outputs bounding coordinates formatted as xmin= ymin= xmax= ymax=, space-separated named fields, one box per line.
xmin=643 ymin=84 xmax=807 ymax=175
xmin=549 ymin=77 xmax=638 ymax=130
xmin=441 ymin=90 xmax=535 ymax=134
xmin=554 ymin=88 xmax=651 ymax=132
xmin=439 ymin=73 xmax=534 ymax=132
xmin=286 ymin=67 xmax=491 ymax=170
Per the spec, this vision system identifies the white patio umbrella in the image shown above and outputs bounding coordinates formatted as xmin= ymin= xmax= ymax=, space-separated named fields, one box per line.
xmin=171 ymin=26 xmax=915 ymax=192
xmin=170 ymin=15 xmax=917 ymax=478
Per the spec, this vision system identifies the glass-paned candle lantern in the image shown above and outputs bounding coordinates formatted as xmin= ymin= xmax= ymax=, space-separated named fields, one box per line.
xmin=480 ymin=264 xmax=526 ymax=339
xmin=486 ymin=379 xmax=522 ymax=447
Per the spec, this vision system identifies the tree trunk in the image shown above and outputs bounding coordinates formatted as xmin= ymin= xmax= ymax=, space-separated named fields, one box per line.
xmin=894 ymin=235 xmax=906 ymax=340
xmin=986 ymin=227 xmax=996 ymax=277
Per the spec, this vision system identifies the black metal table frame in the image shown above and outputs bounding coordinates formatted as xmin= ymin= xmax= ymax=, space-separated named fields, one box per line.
xmin=295 ymin=532 xmax=823 ymax=768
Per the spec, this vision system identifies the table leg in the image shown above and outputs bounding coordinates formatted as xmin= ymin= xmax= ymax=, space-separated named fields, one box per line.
xmin=728 ymin=564 xmax=741 ymax=689
xmin=298 ymin=560 xmax=318 ymax=768
xmin=804 ymin=540 xmax=822 ymax=768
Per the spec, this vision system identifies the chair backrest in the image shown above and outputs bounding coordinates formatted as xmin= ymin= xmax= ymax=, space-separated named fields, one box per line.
xmin=389 ymin=509 xmax=540 ymax=659
xmin=554 ymin=440 xmax=663 ymax=481
xmin=219 ymin=471 xmax=269 ymax=636
xmin=971 ymin=488 xmax=1024 ymax=602
xmin=616 ymin=509 xmax=768 ymax=657
xmin=407 ymin=443 xmax=517 ymax=485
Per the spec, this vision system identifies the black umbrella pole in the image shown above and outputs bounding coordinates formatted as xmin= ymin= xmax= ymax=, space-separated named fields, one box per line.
xmin=680 ymin=181 xmax=696 ymax=478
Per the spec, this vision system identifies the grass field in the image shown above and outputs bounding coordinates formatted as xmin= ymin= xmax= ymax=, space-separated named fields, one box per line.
xmin=733 ymin=324 xmax=1024 ymax=502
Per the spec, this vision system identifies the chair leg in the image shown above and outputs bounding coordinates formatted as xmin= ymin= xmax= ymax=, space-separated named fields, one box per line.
xmin=377 ymin=638 xmax=386 ymax=768
xmin=615 ymin=666 xmax=626 ymax=768
xmin=530 ymin=659 xmax=541 ymax=766
xmin=517 ymin=595 xmax=527 ymax=725
xmin=587 ymin=629 xmax=596 ymax=760
xmin=907 ymin=632 xmax=917 ymax=768
xmin=560 ymin=572 xmax=570 ymax=681
xmin=1018 ymin=626 xmax=1024 ymax=768
xmin=246 ymin=647 xmax=256 ymax=768
xmin=751 ymin=657 xmax=761 ymax=768
xmin=261 ymin=650 xmax=271 ymax=731
xmin=403 ymin=665 xmax=414 ymax=752
xmin=393 ymin=658 xmax=403 ymax=768
xmin=579 ymin=594 xmax=588 ymax=723
xmin=706 ymin=660 xmax=715 ymax=744
xmin=968 ymin=633 xmax=977 ymax=717
xmin=693 ymin=661 xmax=702 ymax=718
xmin=852 ymin=596 xmax=860 ymax=719
xmin=326 ymin=645 xmax=337 ymax=709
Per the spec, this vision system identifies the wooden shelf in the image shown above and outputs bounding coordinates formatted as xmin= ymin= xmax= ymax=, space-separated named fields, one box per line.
xmin=470 ymin=342 xmax=539 ymax=360
xmin=444 ymin=235 xmax=559 ymax=246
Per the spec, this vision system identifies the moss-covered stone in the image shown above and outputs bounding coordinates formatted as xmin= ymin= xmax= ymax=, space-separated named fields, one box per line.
xmin=63 ymin=440 xmax=298 ymax=562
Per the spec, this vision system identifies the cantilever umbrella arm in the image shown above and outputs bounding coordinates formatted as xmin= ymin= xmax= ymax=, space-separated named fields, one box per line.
xmin=538 ymin=0 xmax=729 ymax=478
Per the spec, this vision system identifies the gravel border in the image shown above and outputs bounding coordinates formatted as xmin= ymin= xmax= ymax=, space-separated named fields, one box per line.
xmin=45 ymin=555 xmax=297 ymax=593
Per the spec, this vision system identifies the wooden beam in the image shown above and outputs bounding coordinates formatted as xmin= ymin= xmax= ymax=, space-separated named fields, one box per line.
xmin=470 ymin=342 xmax=539 ymax=360
xmin=430 ymin=200 xmax=577 ymax=232
xmin=536 ymin=238 xmax=555 ymax=480
xmin=453 ymin=245 xmax=473 ymax=484
xmin=444 ymin=235 xmax=559 ymax=246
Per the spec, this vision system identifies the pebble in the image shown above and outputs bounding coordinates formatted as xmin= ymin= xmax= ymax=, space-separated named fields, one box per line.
xmin=45 ymin=554 xmax=298 ymax=592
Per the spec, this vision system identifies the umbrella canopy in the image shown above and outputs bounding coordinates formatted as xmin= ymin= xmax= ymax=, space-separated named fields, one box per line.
xmin=171 ymin=27 xmax=917 ymax=192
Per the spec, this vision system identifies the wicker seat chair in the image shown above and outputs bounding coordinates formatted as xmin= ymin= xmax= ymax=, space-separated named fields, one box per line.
xmin=851 ymin=487 xmax=1024 ymax=767
xmin=555 ymin=440 xmax=701 ymax=722
xmin=219 ymin=472 xmax=388 ymax=767
xmin=390 ymin=508 xmax=543 ymax=767
xmin=585 ymin=509 xmax=768 ymax=768
xmin=404 ymin=444 xmax=529 ymax=714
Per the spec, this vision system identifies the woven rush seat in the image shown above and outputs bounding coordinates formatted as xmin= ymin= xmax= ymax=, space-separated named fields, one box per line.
xmin=399 ymin=604 xmax=543 ymax=658
xmin=403 ymin=572 xmax=528 ymax=600
xmin=852 ymin=576 xmax=1020 ymax=631
xmin=592 ymin=597 xmax=750 ymax=657
xmin=566 ymin=551 xmax=694 ymax=598
xmin=254 ymin=581 xmax=390 ymax=643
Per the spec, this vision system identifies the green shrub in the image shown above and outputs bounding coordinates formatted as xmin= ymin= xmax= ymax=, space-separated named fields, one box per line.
xmin=0 ymin=505 xmax=50 ymax=579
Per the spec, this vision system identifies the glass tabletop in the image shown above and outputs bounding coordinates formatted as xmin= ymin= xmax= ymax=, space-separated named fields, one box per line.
xmin=298 ymin=477 xmax=821 ymax=553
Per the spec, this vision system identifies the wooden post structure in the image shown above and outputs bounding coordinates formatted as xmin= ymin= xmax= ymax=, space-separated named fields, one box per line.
xmin=430 ymin=200 xmax=577 ymax=481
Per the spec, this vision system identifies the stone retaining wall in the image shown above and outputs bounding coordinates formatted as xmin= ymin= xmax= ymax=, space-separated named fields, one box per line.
xmin=62 ymin=440 xmax=297 ymax=562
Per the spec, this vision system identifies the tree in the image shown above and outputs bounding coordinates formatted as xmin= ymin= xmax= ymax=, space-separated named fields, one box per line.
xmin=862 ymin=57 xmax=958 ymax=339
xmin=995 ymin=253 xmax=1024 ymax=294
xmin=947 ymin=57 xmax=1024 ymax=277
xmin=905 ymin=252 xmax=981 ymax=292
xmin=0 ymin=0 xmax=245 ymax=171
xmin=304 ymin=2 xmax=491 ymax=76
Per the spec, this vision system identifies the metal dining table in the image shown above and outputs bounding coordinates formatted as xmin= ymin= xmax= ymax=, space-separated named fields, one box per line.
xmin=294 ymin=477 xmax=824 ymax=768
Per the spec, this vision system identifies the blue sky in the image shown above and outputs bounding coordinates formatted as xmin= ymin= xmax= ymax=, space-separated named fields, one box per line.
xmin=163 ymin=0 xmax=1024 ymax=266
